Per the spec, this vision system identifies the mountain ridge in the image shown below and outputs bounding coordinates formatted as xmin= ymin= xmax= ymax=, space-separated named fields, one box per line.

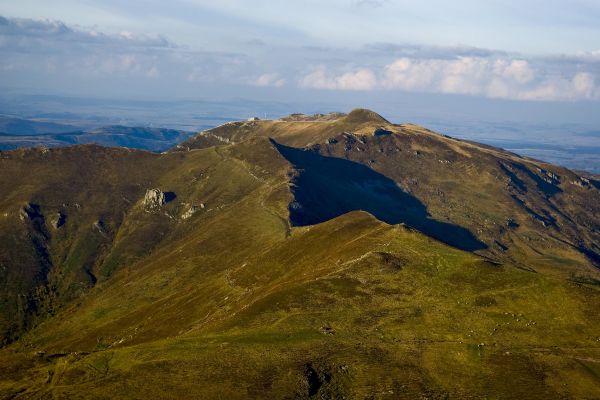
xmin=0 ymin=109 xmax=599 ymax=398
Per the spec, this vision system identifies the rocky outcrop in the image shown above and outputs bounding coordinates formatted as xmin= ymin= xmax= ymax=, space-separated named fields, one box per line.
xmin=50 ymin=212 xmax=65 ymax=229
xmin=19 ymin=203 xmax=43 ymax=223
xmin=92 ymin=220 xmax=107 ymax=236
xmin=181 ymin=203 xmax=205 ymax=220
xmin=374 ymin=127 xmax=393 ymax=136
xmin=143 ymin=189 xmax=166 ymax=210
xmin=571 ymin=177 xmax=591 ymax=188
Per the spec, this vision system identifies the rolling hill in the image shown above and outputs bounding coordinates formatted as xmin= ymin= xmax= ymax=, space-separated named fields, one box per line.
xmin=0 ymin=109 xmax=599 ymax=399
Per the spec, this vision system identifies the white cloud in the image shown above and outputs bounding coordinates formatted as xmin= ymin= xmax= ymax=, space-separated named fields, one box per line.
xmin=500 ymin=60 xmax=534 ymax=84
xmin=254 ymin=73 xmax=285 ymax=87
xmin=336 ymin=69 xmax=377 ymax=90
xmin=383 ymin=58 xmax=434 ymax=90
xmin=518 ymin=72 xmax=598 ymax=101
xmin=300 ymin=66 xmax=376 ymax=90
xmin=382 ymin=56 xmax=599 ymax=101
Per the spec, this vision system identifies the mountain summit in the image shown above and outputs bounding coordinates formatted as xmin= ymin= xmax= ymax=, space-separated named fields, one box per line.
xmin=0 ymin=110 xmax=599 ymax=398
xmin=343 ymin=108 xmax=390 ymax=124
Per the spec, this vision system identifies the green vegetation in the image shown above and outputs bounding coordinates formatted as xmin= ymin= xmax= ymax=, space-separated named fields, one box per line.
xmin=0 ymin=110 xmax=599 ymax=398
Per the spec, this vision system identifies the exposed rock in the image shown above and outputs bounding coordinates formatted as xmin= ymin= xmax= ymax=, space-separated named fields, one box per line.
xmin=289 ymin=201 xmax=303 ymax=211
xmin=571 ymin=177 xmax=590 ymax=188
xmin=506 ymin=218 xmax=519 ymax=228
xmin=536 ymin=167 xmax=560 ymax=185
xmin=320 ymin=325 xmax=335 ymax=335
xmin=18 ymin=203 xmax=49 ymax=241
xmin=547 ymin=172 xmax=560 ymax=182
xmin=374 ymin=127 xmax=393 ymax=136
xmin=495 ymin=240 xmax=508 ymax=251
xmin=92 ymin=220 xmax=107 ymax=236
xmin=143 ymin=189 xmax=166 ymax=210
xmin=50 ymin=212 xmax=65 ymax=229
xmin=181 ymin=203 xmax=205 ymax=220
xmin=19 ymin=203 xmax=43 ymax=223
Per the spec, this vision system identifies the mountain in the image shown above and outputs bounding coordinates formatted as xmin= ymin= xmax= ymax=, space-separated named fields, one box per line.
xmin=0 ymin=109 xmax=599 ymax=398
xmin=0 ymin=117 xmax=194 ymax=152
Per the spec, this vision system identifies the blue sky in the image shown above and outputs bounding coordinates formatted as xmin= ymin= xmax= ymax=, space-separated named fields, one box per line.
xmin=1 ymin=0 xmax=599 ymax=103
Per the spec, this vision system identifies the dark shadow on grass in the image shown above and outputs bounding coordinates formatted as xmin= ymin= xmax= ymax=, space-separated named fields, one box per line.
xmin=272 ymin=139 xmax=487 ymax=252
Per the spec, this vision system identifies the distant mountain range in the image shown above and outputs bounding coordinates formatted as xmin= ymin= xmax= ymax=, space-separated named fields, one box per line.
xmin=0 ymin=116 xmax=195 ymax=152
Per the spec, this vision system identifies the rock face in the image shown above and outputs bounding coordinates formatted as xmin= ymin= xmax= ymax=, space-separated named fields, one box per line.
xmin=374 ymin=127 xmax=393 ymax=136
xmin=143 ymin=189 xmax=166 ymax=210
xmin=92 ymin=219 xmax=107 ymax=236
xmin=19 ymin=203 xmax=43 ymax=222
xmin=50 ymin=212 xmax=65 ymax=229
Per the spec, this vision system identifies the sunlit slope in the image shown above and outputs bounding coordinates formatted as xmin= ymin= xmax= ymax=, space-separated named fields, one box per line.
xmin=2 ymin=211 xmax=600 ymax=398
xmin=0 ymin=139 xmax=290 ymax=343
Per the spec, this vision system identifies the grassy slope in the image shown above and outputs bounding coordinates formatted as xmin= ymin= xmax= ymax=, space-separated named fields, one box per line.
xmin=2 ymin=211 xmax=599 ymax=398
xmin=0 ymin=113 xmax=599 ymax=398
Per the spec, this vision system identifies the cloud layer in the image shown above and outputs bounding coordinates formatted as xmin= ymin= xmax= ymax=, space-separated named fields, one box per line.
xmin=296 ymin=53 xmax=600 ymax=101
xmin=1 ymin=15 xmax=599 ymax=102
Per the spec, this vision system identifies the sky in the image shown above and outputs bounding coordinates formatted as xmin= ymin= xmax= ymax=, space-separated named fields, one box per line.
xmin=1 ymin=0 xmax=600 ymax=106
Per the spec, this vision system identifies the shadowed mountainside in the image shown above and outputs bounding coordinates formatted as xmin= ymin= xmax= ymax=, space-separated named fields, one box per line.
xmin=274 ymin=140 xmax=486 ymax=251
